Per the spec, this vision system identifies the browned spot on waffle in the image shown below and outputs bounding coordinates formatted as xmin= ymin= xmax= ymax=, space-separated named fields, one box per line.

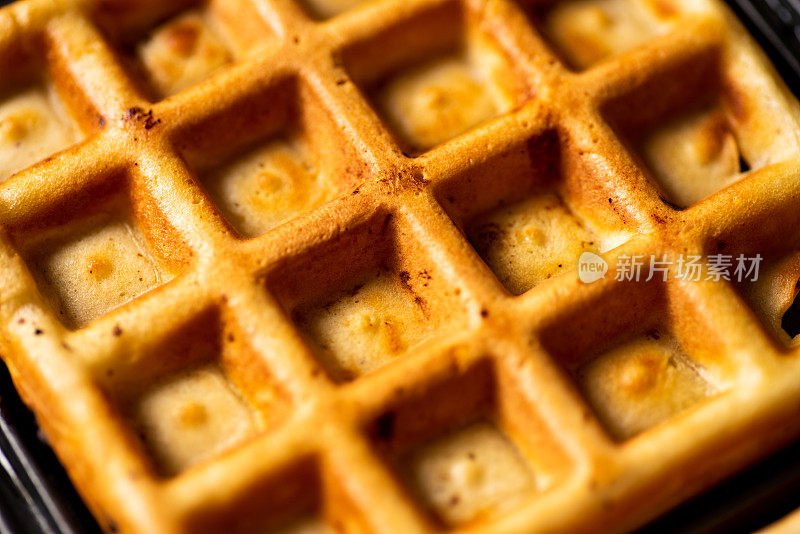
xmin=693 ymin=111 xmax=731 ymax=165
xmin=126 ymin=107 xmax=161 ymax=130
xmin=162 ymin=18 xmax=202 ymax=58
xmin=644 ymin=0 xmax=680 ymax=19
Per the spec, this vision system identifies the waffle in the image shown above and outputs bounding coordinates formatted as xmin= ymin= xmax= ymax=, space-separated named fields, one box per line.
xmin=0 ymin=0 xmax=799 ymax=532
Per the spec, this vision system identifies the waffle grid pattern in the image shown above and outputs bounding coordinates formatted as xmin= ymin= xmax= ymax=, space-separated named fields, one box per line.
xmin=0 ymin=0 xmax=800 ymax=532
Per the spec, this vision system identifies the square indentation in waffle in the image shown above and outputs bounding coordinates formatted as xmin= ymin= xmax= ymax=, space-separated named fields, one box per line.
xmin=182 ymin=456 xmax=368 ymax=534
xmin=716 ymin=225 xmax=800 ymax=348
xmin=436 ymin=130 xmax=632 ymax=295
xmin=177 ymin=77 xmax=359 ymax=239
xmin=97 ymin=310 xmax=286 ymax=478
xmin=341 ymin=1 xmax=528 ymax=154
xmin=11 ymin=181 xmax=178 ymax=330
xmin=742 ymin=252 xmax=800 ymax=348
xmin=131 ymin=362 xmax=255 ymax=477
xmin=270 ymin=211 xmax=469 ymax=382
xmin=366 ymin=357 xmax=570 ymax=527
xmin=94 ymin=0 xmax=265 ymax=100
xmin=698 ymin=183 xmax=800 ymax=349
xmin=0 ymin=73 xmax=81 ymax=182
xmin=575 ymin=330 xmax=710 ymax=440
xmin=298 ymin=0 xmax=370 ymax=20
xmin=540 ymin=277 xmax=727 ymax=441
xmin=519 ymin=0 xmax=677 ymax=71
xmin=602 ymin=49 xmax=755 ymax=209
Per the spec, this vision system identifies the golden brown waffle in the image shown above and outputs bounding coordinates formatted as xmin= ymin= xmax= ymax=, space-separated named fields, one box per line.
xmin=0 ymin=0 xmax=800 ymax=532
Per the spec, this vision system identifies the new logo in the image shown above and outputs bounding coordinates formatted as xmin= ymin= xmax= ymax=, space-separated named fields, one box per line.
xmin=578 ymin=251 xmax=608 ymax=284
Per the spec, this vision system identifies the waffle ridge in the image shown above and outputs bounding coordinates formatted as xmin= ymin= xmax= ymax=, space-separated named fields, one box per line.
xmin=0 ymin=0 xmax=800 ymax=533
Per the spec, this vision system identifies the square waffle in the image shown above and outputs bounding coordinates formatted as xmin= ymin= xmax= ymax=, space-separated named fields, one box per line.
xmin=0 ymin=0 xmax=799 ymax=532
